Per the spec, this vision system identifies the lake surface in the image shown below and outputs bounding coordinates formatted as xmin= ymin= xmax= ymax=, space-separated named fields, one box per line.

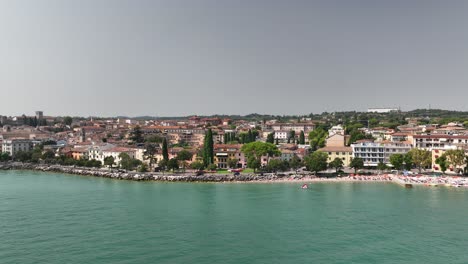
xmin=1 ymin=171 xmax=468 ymax=264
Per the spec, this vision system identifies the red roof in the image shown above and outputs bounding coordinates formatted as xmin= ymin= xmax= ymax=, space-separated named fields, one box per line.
xmin=413 ymin=135 xmax=468 ymax=139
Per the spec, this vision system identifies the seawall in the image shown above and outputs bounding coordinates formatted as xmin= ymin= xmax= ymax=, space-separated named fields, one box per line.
xmin=0 ymin=162 xmax=283 ymax=182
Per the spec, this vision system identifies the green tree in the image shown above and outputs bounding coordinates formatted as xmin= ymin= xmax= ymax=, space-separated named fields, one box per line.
xmin=14 ymin=151 xmax=33 ymax=162
xmin=129 ymin=126 xmax=144 ymax=144
xmin=241 ymin=142 xmax=281 ymax=162
xmin=348 ymin=130 xmax=373 ymax=145
xmin=389 ymin=154 xmax=405 ymax=171
xmin=227 ymin=158 xmax=239 ymax=169
xmin=436 ymin=154 xmax=448 ymax=174
xmin=266 ymin=159 xmax=288 ymax=173
xmin=299 ymin=131 xmax=305 ymax=144
xmin=104 ymin=156 xmax=115 ymax=168
xmin=167 ymin=158 xmax=179 ymax=171
xmin=288 ymin=130 xmax=296 ymax=144
xmin=266 ymin=132 xmax=275 ymax=144
xmin=329 ymin=157 xmax=344 ymax=172
xmin=248 ymin=129 xmax=254 ymax=143
xmin=86 ymin=159 xmax=102 ymax=168
xmin=304 ymin=151 xmax=328 ymax=174
xmin=190 ymin=161 xmax=205 ymax=171
xmin=309 ymin=128 xmax=327 ymax=151
xmin=403 ymin=153 xmax=413 ymax=171
xmin=162 ymin=138 xmax=169 ymax=162
xmin=145 ymin=135 xmax=164 ymax=143
xmin=138 ymin=163 xmax=148 ymax=172
xmin=158 ymin=159 xmax=168 ymax=171
xmin=144 ymin=144 xmax=158 ymax=171
xmin=247 ymin=156 xmax=261 ymax=173
xmin=445 ymin=149 xmax=466 ymax=174
xmin=63 ymin=116 xmax=73 ymax=126
xmin=119 ymin=153 xmax=142 ymax=171
xmin=350 ymin=157 xmax=364 ymax=173
xmin=0 ymin=152 xmax=11 ymax=161
xmin=407 ymin=148 xmax=432 ymax=173
xmin=207 ymin=163 xmax=218 ymax=171
xmin=41 ymin=150 xmax=56 ymax=163
xmin=377 ymin=162 xmax=388 ymax=172
xmin=203 ymin=129 xmax=214 ymax=166
xmin=177 ymin=150 xmax=193 ymax=171
xmin=289 ymin=155 xmax=302 ymax=172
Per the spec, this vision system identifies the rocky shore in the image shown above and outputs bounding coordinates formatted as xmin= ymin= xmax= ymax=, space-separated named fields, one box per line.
xmin=0 ymin=162 xmax=287 ymax=182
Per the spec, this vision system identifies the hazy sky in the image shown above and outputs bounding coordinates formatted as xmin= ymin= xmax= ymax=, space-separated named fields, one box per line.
xmin=1 ymin=0 xmax=468 ymax=117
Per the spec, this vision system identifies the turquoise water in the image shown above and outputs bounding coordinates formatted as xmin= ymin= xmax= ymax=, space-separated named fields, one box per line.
xmin=1 ymin=171 xmax=468 ymax=264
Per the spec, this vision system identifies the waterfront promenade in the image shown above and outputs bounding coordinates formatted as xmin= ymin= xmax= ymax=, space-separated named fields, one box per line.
xmin=2 ymin=162 xmax=468 ymax=188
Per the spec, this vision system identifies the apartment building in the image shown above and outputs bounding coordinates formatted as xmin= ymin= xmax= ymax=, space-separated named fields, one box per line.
xmin=1 ymin=138 xmax=33 ymax=156
xmin=413 ymin=135 xmax=468 ymax=150
xmin=351 ymin=141 xmax=412 ymax=167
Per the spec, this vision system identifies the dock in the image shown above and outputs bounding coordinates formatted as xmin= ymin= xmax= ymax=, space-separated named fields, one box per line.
xmin=392 ymin=177 xmax=413 ymax=188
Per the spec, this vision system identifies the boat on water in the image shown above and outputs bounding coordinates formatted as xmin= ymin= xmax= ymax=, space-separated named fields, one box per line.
xmin=301 ymin=184 xmax=308 ymax=189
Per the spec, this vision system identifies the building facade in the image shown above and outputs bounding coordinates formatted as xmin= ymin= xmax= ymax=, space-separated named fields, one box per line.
xmin=351 ymin=142 xmax=412 ymax=167
xmin=413 ymin=135 xmax=468 ymax=150
xmin=1 ymin=139 xmax=32 ymax=156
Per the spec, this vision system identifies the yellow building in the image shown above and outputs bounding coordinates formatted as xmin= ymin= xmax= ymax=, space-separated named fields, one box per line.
xmin=317 ymin=146 xmax=353 ymax=167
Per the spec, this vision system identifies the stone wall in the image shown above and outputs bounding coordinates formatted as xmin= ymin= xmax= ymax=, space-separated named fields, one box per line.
xmin=0 ymin=162 xmax=287 ymax=182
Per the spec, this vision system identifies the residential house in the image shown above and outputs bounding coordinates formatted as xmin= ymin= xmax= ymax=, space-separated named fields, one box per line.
xmin=214 ymin=144 xmax=246 ymax=169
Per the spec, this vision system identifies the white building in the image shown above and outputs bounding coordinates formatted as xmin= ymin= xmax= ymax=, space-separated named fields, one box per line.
xmin=87 ymin=143 xmax=116 ymax=163
xmin=328 ymin=125 xmax=344 ymax=136
xmin=413 ymin=135 xmax=468 ymax=150
xmin=271 ymin=123 xmax=315 ymax=133
xmin=351 ymin=141 xmax=412 ymax=167
xmin=367 ymin=108 xmax=399 ymax=113
xmin=2 ymin=139 xmax=32 ymax=156
xmin=101 ymin=147 xmax=137 ymax=167
xmin=274 ymin=131 xmax=289 ymax=140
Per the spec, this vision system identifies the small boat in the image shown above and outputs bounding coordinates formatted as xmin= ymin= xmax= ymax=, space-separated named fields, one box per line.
xmin=301 ymin=184 xmax=308 ymax=189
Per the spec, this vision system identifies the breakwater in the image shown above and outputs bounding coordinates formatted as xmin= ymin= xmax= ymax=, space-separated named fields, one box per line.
xmin=0 ymin=162 xmax=283 ymax=182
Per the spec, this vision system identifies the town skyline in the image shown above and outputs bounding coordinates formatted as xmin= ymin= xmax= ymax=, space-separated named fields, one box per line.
xmin=1 ymin=107 xmax=466 ymax=119
xmin=2 ymin=1 xmax=468 ymax=116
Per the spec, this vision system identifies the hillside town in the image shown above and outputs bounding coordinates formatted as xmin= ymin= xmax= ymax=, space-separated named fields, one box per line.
xmin=1 ymin=109 xmax=468 ymax=176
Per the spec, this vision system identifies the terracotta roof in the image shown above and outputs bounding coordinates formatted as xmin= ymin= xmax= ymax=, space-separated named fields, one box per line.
xmin=413 ymin=135 xmax=468 ymax=139
xmin=317 ymin=146 xmax=353 ymax=152
xmin=104 ymin=147 xmax=136 ymax=153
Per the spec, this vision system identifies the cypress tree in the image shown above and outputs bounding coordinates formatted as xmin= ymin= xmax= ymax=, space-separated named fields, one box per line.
xmin=299 ymin=131 xmax=305 ymax=144
xmin=207 ymin=129 xmax=214 ymax=164
xmin=162 ymin=138 xmax=169 ymax=161
xmin=203 ymin=129 xmax=214 ymax=166
xmin=266 ymin=132 xmax=274 ymax=144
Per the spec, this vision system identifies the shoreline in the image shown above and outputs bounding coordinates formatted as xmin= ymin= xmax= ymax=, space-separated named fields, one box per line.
xmin=0 ymin=162 xmax=391 ymax=183
xmin=1 ymin=162 xmax=467 ymax=187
